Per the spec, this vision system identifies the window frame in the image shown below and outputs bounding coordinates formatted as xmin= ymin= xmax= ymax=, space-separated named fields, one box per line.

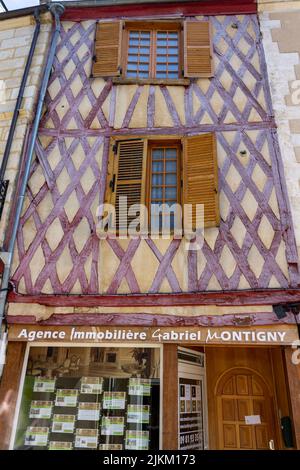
xmin=146 ymin=140 xmax=182 ymax=232
xmin=10 ymin=342 xmax=163 ymax=450
xmin=105 ymin=133 xmax=219 ymax=233
xmin=121 ymin=21 xmax=185 ymax=84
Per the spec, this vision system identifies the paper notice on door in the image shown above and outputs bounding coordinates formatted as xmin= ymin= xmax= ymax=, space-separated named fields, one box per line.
xmin=245 ymin=415 xmax=261 ymax=425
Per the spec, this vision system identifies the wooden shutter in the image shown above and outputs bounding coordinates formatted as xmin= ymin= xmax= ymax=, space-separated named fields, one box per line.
xmin=109 ymin=139 xmax=147 ymax=232
xmin=92 ymin=21 xmax=122 ymax=77
xmin=183 ymin=21 xmax=213 ymax=78
xmin=183 ymin=133 xmax=219 ymax=228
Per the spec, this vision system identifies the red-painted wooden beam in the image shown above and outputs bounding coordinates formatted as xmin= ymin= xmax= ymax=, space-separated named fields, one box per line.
xmin=7 ymin=288 xmax=300 ymax=308
xmin=62 ymin=1 xmax=257 ymax=21
xmin=6 ymin=311 xmax=296 ymax=327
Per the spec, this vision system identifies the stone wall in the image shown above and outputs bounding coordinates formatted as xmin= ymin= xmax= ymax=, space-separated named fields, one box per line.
xmin=0 ymin=13 xmax=52 ymax=246
xmin=259 ymin=0 xmax=300 ymax=260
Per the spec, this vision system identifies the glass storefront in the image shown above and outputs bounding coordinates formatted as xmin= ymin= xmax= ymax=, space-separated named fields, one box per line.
xmin=12 ymin=345 xmax=161 ymax=450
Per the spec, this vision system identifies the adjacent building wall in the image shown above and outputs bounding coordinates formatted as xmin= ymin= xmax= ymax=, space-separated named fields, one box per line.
xmin=0 ymin=13 xmax=52 ymax=246
xmin=259 ymin=0 xmax=300 ymax=261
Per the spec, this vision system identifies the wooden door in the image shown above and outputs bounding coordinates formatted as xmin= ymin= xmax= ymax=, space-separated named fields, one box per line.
xmin=216 ymin=368 xmax=276 ymax=450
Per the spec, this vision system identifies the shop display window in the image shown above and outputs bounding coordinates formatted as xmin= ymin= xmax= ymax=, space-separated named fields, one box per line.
xmin=12 ymin=346 xmax=161 ymax=450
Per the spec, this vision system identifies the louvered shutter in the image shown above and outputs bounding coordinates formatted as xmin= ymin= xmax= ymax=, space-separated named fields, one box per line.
xmin=110 ymin=140 xmax=147 ymax=232
xmin=92 ymin=21 xmax=122 ymax=77
xmin=183 ymin=133 xmax=219 ymax=229
xmin=184 ymin=21 xmax=213 ymax=78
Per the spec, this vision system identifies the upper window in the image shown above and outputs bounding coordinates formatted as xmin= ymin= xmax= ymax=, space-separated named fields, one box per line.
xmin=104 ymin=133 xmax=219 ymax=234
xmin=92 ymin=20 xmax=213 ymax=82
xmin=125 ymin=24 xmax=181 ymax=80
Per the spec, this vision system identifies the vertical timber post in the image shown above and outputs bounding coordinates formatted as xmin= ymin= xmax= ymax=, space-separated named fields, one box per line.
xmin=0 ymin=342 xmax=26 ymax=450
xmin=163 ymin=343 xmax=178 ymax=449
xmin=284 ymin=347 xmax=300 ymax=449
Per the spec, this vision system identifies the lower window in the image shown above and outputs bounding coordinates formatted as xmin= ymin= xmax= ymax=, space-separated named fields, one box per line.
xmin=13 ymin=346 xmax=161 ymax=450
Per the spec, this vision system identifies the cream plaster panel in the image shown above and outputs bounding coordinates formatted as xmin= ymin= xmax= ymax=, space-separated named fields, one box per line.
xmin=230 ymin=216 xmax=246 ymax=249
xmin=154 ymin=87 xmax=174 ymax=127
xmin=268 ymin=274 xmax=281 ymax=287
xmin=56 ymin=246 xmax=73 ymax=284
xmin=238 ymin=274 xmax=251 ymax=289
xmin=247 ymin=244 xmax=265 ymax=278
xmin=204 ymin=227 xmax=219 ymax=251
xmin=37 ymin=192 xmax=54 ymax=224
xmin=129 ymin=85 xmax=149 ymax=128
xmin=114 ymin=85 xmax=138 ymax=128
xmin=241 ymin=189 xmax=259 ymax=221
xmin=219 ymin=245 xmax=236 ymax=278
xmin=64 ymin=191 xmax=80 ymax=222
xmin=6 ymin=302 xmax=274 ymax=322
xmin=275 ymin=240 xmax=290 ymax=278
xmin=130 ymin=240 xmax=159 ymax=292
xmin=41 ymin=279 xmax=54 ymax=295
xmin=29 ymin=245 xmax=45 ymax=286
xmin=257 ymin=214 xmax=275 ymax=249
xmin=167 ymin=86 xmax=186 ymax=125
xmin=45 ymin=218 xmax=64 ymax=252
xmin=98 ymin=239 xmax=121 ymax=293
xmin=117 ymin=277 xmax=131 ymax=294
xmin=207 ymin=274 xmax=222 ymax=290
xmin=72 ymin=218 xmax=91 ymax=253
xmin=23 ymin=216 xmax=37 ymax=252
xmin=171 ymin=240 xmax=187 ymax=291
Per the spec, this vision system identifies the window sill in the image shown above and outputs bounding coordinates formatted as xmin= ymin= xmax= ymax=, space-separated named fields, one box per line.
xmin=112 ymin=77 xmax=190 ymax=86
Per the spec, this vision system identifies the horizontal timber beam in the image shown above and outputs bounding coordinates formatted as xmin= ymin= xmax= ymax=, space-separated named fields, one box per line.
xmin=37 ymin=120 xmax=276 ymax=139
xmin=61 ymin=1 xmax=257 ymax=21
xmin=6 ymin=311 xmax=297 ymax=326
xmin=7 ymin=288 xmax=300 ymax=308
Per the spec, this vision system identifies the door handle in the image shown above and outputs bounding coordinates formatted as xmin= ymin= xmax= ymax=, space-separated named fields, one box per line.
xmin=269 ymin=439 xmax=275 ymax=450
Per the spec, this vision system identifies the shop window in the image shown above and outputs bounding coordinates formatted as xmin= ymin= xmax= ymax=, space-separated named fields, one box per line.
xmin=12 ymin=346 xmax=161 ymax=450
xmin=104 ymin=133 xmax=219 ymax=233
xmin=92 ymin=20 xmax=213 ymax=83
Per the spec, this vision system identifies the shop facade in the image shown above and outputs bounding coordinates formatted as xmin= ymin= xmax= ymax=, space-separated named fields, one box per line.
xmin=1 ymin=321 xmax=299 ymax=450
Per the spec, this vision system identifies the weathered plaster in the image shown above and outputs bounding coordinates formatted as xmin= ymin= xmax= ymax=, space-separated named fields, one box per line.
xmin=259 ymin=1 xmax=300 ymax=261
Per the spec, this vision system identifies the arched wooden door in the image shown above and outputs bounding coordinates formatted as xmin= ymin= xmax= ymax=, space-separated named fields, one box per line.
xmin=216 ymin=368 xmax=277 ymax=450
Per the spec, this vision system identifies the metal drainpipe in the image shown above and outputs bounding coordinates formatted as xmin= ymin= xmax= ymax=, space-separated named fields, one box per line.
xmin=0 ymin=3 xmax=65 ymax=343
xmin=0 ymin=9 xmax=41 ymax=188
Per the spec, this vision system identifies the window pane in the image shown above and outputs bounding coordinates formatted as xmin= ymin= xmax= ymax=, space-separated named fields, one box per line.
xmin=166 ymin=148 xmax=177 ymax=159
xmin=156 ymin=72 xmax=167 ymax=78
xmin=128 ymin=47 xmax=139 ymax=54
xmin=152 ymin=174 xmax=163 ymax=185
xmin=152 ymin=161 xmax=163 ymax=172
xmin=166 ymin=161 xmax=177 ymax=172
xmin=155 ymin=31 xmax=179 ymax=79
xmin=127 ymin=30 xmax=151 ymax=79
xmin=152 ymin=149 xmax=164 ymax=160
xmin=152 ymin=187 xmax=163 ymax=199
xmin=150 ymin=146 xmax=179 ymax=231
xmin=165 ymin=173 xmax=177 ymax=185
xmin=165 ymin=187 xmax=177 ymax=199
xmin=13 ymin=346 xmax=161 ymax=450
